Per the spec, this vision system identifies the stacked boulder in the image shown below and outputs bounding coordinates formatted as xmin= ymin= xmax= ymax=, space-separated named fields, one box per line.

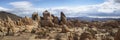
xmin=32 ymin=12 xmax=41 ymax=22
xmin=60 ymin=12 xmax=75 ymax=27
xmin=41 ymin=10 xmax=54 ymax=27
xmin=32 ymin=12 xmax=41 ymax=27
xmin=43 ymin=10 xmax=53 ymax=20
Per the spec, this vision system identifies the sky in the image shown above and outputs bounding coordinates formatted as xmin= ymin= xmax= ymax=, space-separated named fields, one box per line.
xmin=0 ymin=0 xmax=104 ymax=8
xmin=0 ymin=0 xmax=120 ymax=18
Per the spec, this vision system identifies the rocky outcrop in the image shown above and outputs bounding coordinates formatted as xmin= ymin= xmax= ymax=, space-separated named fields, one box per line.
xmin=60 ymin=12 xmax=67 ymax=25
xmin=43 ymin=10 xmax=53 ymax=20
xmin=32 ymin=12 xmax=40 ymax=22
xmin=41 ymin=20 xmax=54 ymax=27
xmin=52 ymin=15 xmax=59 ymax=24
xmin=32 ymin=12 xmax=41 ymax=27
xmin=40 ymin=10 xmax=55 ymax=27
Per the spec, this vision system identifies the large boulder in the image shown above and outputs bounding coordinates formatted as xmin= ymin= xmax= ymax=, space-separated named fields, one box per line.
xmin=41 ymin=10 xmax=56 ymax=27
xmin=43 ymin=10 xmax=53 ymax=21
xmin=52 ymin=14 xmax=59 ymax=24
xmin=32 ymin=12 xmax=41 ymax=27
xmin=32 ymin=12 xmax=40 ymax=22
xmin=60 ymin=12 xmax=67 ymax=25
xmin=41 ymin=20 xmax=54 ymax=27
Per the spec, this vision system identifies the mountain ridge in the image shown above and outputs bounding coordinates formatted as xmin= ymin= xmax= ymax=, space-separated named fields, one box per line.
xmin=0 ymin=11 xmax=21 ymax=21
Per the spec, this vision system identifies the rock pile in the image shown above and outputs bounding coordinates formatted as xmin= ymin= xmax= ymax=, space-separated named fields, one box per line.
xmin=0 ymin=10 xmax=71 ymax=36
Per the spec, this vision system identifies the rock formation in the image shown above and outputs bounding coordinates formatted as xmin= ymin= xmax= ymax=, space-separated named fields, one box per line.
xmin=43 ymin=10 xmax=53 ymax=20
xmin=52 ymin=14 xmax=59 ymax=24
xmin=60 ymin=12 xmax=67 ymax=25
xmin=32 ymin=12 xmax=40 ymax=22
xmin=41 ymin=10 xmax=55 ymax=27
xmin=0 ymin=10 xmax=119 ymax=40
xmin=41 ymin=20 xmax=54 ymax=27
xmin=32 ymin=12 xmax=41 ymax=27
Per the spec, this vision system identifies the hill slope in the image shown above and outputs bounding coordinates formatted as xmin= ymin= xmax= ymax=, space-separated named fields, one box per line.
xmin=0 ymin=11 xmax=21 ymax=21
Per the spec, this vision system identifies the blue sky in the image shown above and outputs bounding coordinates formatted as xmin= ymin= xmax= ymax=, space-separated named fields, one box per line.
xmin=0 ymin=0 xmax=104 ymax=8
xmin=0 ymin=0 xmax=120 ymax=18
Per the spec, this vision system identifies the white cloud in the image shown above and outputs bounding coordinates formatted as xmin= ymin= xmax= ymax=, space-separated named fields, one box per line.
xmin=0 ymin=0 xmax=119 ymax=18
xmin=10 ymin=1 xmax=32 ymax=8
xmin=9 ymin=1 xmax=45 ymax=16
xmin=98 ymin=2 xmax=115 ymax=13
xmin=47 ymin=0 xmax=120 ymax=17
xmin=96 ymin=0 xmax=120 ymax=13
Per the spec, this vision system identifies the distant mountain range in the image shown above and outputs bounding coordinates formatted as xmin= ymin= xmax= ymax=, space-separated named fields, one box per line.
xmin=0 ymin=11 xmax=21 ymax=21
xmin=67 ymin=17 xmax=120 ymax=21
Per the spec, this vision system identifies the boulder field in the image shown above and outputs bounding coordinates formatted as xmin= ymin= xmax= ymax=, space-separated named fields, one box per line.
xmin=0 ymin=10 xmax=120 ymax=40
